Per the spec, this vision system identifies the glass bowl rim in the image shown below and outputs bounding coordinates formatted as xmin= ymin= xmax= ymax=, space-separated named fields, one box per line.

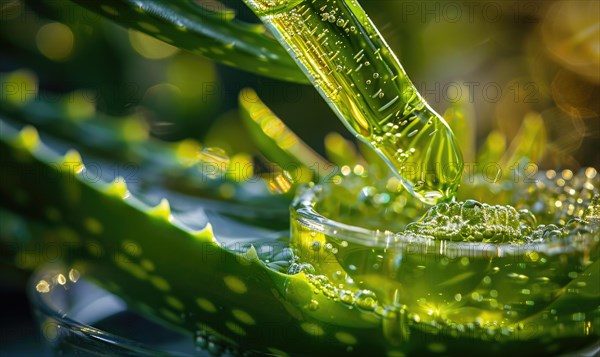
xmin=27 ymin=265 xmax=187 ymax=356
xmin=291 ymin=182 xmax=599 ymax=257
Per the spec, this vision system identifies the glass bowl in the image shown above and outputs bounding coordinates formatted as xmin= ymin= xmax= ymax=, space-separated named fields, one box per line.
xmin=290 ymin=173 xmax=600 ymax=356
xmin=28 ymin=265 xmax=204 ymax=356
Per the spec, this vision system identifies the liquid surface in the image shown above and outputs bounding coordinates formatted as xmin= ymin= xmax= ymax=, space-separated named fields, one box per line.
xmin=244 ymin=0 xmax=463 ymax=204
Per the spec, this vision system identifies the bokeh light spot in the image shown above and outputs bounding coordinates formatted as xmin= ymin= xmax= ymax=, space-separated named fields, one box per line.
xmin=129 ymin=30 xmax=179 ymax=59
xmin=36 ymin=22 xmax=74 ymax=61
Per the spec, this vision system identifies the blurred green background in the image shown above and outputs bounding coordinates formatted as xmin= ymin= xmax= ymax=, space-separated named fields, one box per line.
xmin=1 ymin=0 xmax=598 ymax=169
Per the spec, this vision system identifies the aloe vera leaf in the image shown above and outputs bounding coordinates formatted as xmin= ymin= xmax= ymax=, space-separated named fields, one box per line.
xmin=501 ymin=112 xmax=547 ymax=175
xmin=322 ymin=132 xmax=359 ymax=167
xmin=476 ymin=130 xmax=507 ymax=171
xmin=444 ymin=100 xmax=476 ymax=164
xmin=65 ymin=0 xmax=307 ymax=83
xmin=0 ymin=92 xmax=294 ymax=214
xmin=0 ymin=120 xmax=387 ymax=355
xmin=239 ymin=88 xmax=330 ymax=182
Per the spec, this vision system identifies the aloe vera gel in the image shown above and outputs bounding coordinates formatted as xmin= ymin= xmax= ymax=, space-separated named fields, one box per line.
xmin=290 ymin=169 xmax=600 ymax=353
xmin=243 ymin=0 xmax=463 ymax=204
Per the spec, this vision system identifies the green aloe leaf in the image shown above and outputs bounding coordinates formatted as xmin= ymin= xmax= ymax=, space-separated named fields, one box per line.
xmin=476 ymin=131 xmax=507 ymax=173
xmin=68 ymin=0 xmax=308 ymax=83
xmin=0 ymin=120 xmax=385 ymax=355
xmin=444 ymin=100 xmax=476 ymax=164
xmin=325 ymin=132 xmax=363 ymax=168
xmin=501 ymin=112 xmax=547 ymax=175
xmin=239 ymin=88 xmax=330 ymax=182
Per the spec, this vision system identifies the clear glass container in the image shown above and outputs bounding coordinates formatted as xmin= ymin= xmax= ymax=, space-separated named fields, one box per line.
xmin=290 ymin=172 xmax=600 ymax=356
xmin=28 ymin=265 xmax=203 ymax=356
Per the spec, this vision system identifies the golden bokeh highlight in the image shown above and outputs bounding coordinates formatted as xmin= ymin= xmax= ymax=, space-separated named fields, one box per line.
xmin=36 ymin=22 xmax=74 ymax=61
xmin=541 ymin=1 xmax=600 ymax=83
xmin=1 ymin=69 xmax=38 ymax=106
xmin=63 ymin=90 xmax=96 ymax=121
xmin=129 ymin=29 xmax=179 ymax=59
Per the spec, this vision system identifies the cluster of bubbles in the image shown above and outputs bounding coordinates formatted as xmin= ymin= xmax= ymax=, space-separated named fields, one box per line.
xmin=404 ymin=199 xmax=597 ymax=243
xmin=301 ymin=271 xmax=380 ymax=312
xmin=405 ymin=200 xmax=529 ymax=243
xmin=319 ymin=8 xmax=356 ymax=34
xmin=316 ymin=167 xmax=600 ymax=243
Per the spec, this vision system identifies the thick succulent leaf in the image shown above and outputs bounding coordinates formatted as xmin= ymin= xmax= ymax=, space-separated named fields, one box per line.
xmin=67 ymin=0 xmax=308 ymax=83
xmin=324 ymin=132 xmax=363 ymax=168
xmin=0 ymin=119 xmax=386 ymax=355
xmin=0 ymin=99 xmax=295 ymax=234
xmin=444 ymin=101 xmax=476 ymax=163
xmin=501 ymin=112 xmax=547 ymax=175
xmin=476 ymin=131 xmax=507 ymax=172
xmin=0 ymin=89 xmax=290 ymax=207
xmin=477 ymin=113 xmax=546 ymax=181
xmin=239 ymin=88 xmax=330 ymax=182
